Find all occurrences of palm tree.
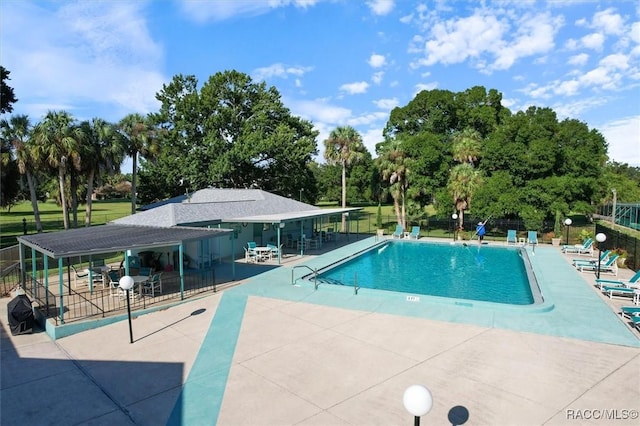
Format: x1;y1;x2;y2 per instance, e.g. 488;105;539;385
0;115;43;232
118;113;160;214
449;128;483;228
448;163;482;228
451;128;482;165
80;118;124;226
32;111;83;230
323;126;366;232
377;140;412;230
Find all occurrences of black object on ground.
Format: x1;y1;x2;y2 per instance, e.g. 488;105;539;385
7;294;34;335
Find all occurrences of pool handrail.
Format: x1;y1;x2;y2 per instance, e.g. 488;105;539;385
292;265;318;289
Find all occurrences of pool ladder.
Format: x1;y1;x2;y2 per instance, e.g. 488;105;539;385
291;265;318;289
291;266;359;294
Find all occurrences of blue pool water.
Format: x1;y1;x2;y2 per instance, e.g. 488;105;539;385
316;241;535;305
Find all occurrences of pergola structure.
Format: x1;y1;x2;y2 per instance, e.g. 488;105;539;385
17;224;232;325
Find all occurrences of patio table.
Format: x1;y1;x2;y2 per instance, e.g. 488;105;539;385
130;275;149;297
253;247;272;261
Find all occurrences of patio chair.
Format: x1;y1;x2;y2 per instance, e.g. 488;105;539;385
91;258;105;267
409;226;420;239
602;284;634;299
70;265;89;289
573;250;610;267
392;224;403;239
506;229;517;245
143;273;162;297
596;269;640;290
527;231;538;245
577;254;619;276
138;267;152;277
266;243;282;260
620;306;640;318
107;270;122;297
562;238;594;255
244;247;258;263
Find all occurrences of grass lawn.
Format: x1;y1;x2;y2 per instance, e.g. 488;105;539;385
1;200;133;249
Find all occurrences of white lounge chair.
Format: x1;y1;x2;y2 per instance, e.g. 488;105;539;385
577;254;619;276
602;285;636;300
562;238;593;255
596;269;640;290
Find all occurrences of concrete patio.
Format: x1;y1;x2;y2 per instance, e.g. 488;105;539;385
2;239;639;425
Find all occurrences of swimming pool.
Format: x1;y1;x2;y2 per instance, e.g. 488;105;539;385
314;241;541;305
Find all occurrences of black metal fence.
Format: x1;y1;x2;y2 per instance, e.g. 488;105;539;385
595;223;638;271
1;263;21;297
20;268;217;325
342;212;564;242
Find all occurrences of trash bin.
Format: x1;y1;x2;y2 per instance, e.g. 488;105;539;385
7;294;34;336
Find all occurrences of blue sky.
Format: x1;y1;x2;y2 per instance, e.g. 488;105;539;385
1;0;639;171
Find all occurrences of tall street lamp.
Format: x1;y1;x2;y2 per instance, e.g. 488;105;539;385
403;384;433;426
595;233;607;279
564;218;572;246
119;275;135;344
451;213;458;242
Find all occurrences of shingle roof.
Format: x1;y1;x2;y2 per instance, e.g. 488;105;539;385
17;224;231;259
113;188;321;227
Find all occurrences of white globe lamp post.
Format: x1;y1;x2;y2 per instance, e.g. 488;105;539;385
403;384;433;426
119;275;135;343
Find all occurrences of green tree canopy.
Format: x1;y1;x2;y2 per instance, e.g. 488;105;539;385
1;66;18;114
143;71;318;203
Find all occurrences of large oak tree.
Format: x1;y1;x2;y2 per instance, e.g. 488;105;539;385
142;71;318;202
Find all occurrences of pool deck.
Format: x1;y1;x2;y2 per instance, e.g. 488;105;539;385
2;238;639;425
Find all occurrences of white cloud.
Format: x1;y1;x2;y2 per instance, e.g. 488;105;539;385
490;13;562;71
366;0;394;16
552;96;610;121
373;97;399;109
579;66;621;89
599;116;640;166
568;53;589;66
286;98;352;125
1;1;165;121
554;79;580;96
410;10;561;73
414;82;438;95
346;112;388;127
631;22;640;44
599;53;629;70
179;0;318;23
252;63;313;82
415;12;508;67
368;53;387;68
372;71;384;85
564;38;579;50
581;32;605;50
339;81;370;94
591;8;626;36
360;127;385;155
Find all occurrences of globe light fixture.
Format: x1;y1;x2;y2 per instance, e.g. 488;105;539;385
119;275;135;344
403;384;433;426
595;233;607;279
451;213;458;241
564;218;572;246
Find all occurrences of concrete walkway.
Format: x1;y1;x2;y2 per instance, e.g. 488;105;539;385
2;240;639;425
